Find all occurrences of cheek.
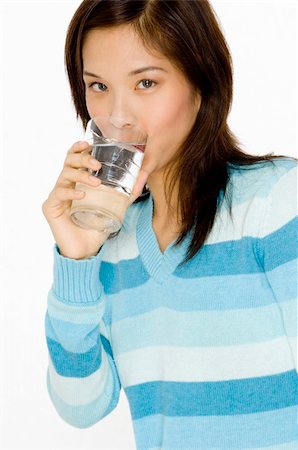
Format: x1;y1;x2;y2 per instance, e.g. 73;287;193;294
85;93;107;119
85;95;96;119
146;90;198;143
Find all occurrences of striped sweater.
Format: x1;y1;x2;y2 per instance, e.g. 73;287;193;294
45;158;298;449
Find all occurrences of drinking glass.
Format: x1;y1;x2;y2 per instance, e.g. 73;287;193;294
70;116;147;233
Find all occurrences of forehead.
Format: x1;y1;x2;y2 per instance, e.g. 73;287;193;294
82;25;169;72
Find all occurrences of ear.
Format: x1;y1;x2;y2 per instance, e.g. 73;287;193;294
194;90;202;114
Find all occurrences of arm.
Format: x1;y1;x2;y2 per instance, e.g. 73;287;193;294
256;161;297;372
45;246;121;428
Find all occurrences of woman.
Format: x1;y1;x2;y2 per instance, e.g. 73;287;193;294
42;1;297;448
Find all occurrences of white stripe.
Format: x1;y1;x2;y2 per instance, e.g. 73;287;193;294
101;168;296;264
247;442;298;450
103;185;297;264
102;228;140;263
260;165;297;236
147;441;298;450
47;292;105;324
208;168;296;244
48;350;110;406
99;318;110;341
287;337;297;370
99;194;295;265
115;337;295;387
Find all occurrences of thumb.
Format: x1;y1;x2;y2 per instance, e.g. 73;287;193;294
130;168;150;204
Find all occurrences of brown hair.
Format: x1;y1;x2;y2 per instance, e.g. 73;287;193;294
65;0;293;265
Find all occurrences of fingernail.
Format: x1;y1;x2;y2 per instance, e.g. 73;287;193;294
88;175;100;184
90;158;100;166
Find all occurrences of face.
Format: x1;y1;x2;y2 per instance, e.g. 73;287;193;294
82;25;201;179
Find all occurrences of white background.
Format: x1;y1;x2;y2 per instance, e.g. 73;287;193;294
0;1;297;449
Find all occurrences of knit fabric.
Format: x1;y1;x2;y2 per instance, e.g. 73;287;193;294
45;158;298;449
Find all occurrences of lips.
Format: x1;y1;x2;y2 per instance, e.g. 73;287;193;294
133;144;146;153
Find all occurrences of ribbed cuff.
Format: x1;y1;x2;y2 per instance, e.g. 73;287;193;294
52;245;103;304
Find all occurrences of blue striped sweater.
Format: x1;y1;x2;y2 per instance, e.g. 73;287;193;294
45;158;298;449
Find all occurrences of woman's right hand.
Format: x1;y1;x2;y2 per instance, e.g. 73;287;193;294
42;141;111;260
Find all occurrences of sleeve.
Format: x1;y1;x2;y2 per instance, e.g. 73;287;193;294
256;162;298;373
45;245;121;428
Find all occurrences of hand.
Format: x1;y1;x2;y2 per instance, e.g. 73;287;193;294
42;141;110;260
130;168;150;204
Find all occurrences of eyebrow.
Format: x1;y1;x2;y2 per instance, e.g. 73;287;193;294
83;66;167;78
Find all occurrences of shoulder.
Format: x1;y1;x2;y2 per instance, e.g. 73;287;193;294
211;158;296;243
222;157;297;240
226;157;297;205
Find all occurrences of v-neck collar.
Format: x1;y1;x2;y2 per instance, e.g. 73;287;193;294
136;195;192;283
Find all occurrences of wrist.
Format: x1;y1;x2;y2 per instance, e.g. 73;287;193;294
52;245;103;304
57;246;102;260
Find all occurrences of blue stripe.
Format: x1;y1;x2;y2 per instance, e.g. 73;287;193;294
47;290;105;324
125;370;298;419
105;269;280;326
100;334;113;359
174;221;296;279
264;259;298;303
133;407;298;449
259;217;298;271
45;314;101;353
47;357;120;428
100;256;150;294
46;336;102;378
98;219;296;296
175;236;263;278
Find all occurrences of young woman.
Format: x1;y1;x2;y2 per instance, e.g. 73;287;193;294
42;1;297;448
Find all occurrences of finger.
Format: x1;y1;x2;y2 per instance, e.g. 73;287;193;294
64;151;101;171
58;167;102;187
49;186;86;204
67;140;90;155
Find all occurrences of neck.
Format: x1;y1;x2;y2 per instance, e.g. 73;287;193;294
147;171;182;230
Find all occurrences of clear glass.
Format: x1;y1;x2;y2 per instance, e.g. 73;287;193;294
70;116;147;233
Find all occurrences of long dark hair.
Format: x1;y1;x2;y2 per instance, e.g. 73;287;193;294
65;0;293;265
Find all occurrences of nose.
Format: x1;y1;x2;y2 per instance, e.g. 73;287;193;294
108;91;135;128
109;116;133;129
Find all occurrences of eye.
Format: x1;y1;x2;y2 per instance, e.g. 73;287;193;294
137;79;156;90
88;82;108;92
